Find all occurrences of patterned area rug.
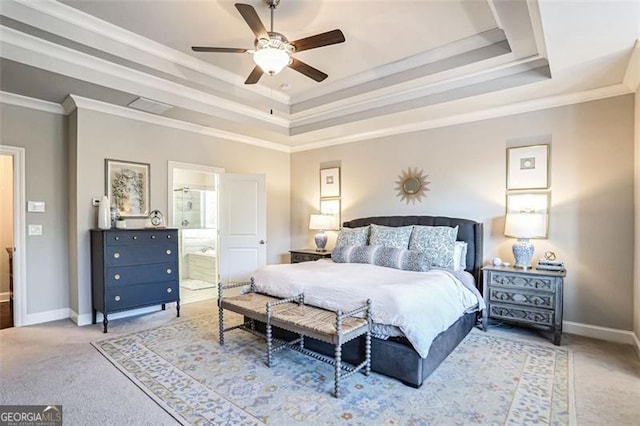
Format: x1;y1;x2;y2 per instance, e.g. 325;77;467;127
92;315;574;425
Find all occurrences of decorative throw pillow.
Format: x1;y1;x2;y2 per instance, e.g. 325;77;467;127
369;224;413;249
332;245;429;272
453;241;468;271
335;226;369;248
409;225;459;269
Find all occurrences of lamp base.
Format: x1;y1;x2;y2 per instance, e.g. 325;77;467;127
512;238;534;269
314;231;327;252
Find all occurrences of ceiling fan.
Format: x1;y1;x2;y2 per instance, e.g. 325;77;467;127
192;0;345;84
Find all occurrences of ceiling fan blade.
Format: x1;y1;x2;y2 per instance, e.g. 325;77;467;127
291;29;345;53
288;58;328;82
192;46;248;53
244;66;264;84
235;3;269;40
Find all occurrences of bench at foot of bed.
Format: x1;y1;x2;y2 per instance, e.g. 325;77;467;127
218;280;372;398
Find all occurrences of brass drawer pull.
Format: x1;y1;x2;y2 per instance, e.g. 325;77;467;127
114;295;121;301
114;274;121;280
166;249;172;255
113;252;120;259
167;288;172;293
166;268;172;274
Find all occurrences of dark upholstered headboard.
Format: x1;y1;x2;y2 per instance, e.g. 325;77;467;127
342;216;484;291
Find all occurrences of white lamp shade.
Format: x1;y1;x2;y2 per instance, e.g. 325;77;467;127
253;48;290;75
505;212;547;238
309;214;334;231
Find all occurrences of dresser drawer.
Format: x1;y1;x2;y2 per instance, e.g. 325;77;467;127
106;263;177;287
105;230;177;246
489;303;554;327
105;244;177;267
106;281;178;311
488;288;555;309
488;272;555;292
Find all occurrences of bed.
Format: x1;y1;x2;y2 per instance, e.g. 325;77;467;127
253;215;484;388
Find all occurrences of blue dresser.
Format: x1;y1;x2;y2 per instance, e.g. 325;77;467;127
90;229;180;333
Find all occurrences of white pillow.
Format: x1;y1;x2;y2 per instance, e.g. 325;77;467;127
453;241;468;271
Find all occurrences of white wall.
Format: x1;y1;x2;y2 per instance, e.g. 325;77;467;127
68;108;291;321
291;95;635;331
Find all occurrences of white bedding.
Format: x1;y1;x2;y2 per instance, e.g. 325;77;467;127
252;260;485;358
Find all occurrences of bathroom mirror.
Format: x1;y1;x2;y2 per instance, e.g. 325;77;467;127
395;167;431;204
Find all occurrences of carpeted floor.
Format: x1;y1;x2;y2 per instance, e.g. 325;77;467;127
93;314;573;425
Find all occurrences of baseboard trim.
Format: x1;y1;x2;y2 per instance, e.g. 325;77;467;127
0;292;9;303
22;308;70;326
633;333;640;359
70;306;163;326
563;320;636;345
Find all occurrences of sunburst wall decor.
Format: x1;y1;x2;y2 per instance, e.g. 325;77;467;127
395;167;431;204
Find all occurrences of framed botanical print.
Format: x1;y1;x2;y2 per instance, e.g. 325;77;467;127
105;159;150;218
507;144;549;190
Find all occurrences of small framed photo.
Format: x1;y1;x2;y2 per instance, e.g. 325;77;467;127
105;159;150;218
320;167;340;198
320;198;341;230
506;191;550;238
507;144;549;190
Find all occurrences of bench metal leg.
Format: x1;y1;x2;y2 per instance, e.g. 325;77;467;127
266;303;273;367
218;283;225;345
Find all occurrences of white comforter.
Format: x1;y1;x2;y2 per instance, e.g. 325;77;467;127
252;260;484;358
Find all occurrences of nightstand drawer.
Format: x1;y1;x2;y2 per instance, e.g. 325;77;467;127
489;288;554;309
489;303;554;327
292;252;320;263
489;272;554;292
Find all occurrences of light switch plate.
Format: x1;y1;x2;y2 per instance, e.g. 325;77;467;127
27;201;45;212
28;224;43;236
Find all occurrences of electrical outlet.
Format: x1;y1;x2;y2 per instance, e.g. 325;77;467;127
92;197;101;207
28;224;43;236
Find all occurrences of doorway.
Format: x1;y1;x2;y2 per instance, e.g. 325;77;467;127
0;154;13;329
168;162;222;305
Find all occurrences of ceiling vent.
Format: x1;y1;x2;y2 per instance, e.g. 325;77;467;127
127;97;173;114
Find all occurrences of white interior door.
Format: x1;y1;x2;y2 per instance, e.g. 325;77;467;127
218;173;266;284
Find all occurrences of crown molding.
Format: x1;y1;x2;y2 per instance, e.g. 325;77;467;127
64;95;291;153
0;25;289;130
623;39;640;91
0;91;65;114
6;0;289;104
291;83;632;153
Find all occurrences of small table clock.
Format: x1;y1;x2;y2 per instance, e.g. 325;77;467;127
146;209;166;228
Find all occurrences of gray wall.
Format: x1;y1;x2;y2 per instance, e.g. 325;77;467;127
69;108;291;319
0;104;69;315
634;90;639;342
291;95;636;331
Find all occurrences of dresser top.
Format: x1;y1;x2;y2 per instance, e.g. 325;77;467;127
482;264;566;277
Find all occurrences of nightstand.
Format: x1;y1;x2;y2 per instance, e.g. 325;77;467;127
289;249;332;263
482;265;566;345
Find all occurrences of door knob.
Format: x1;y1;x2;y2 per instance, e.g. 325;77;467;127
259;240;266;245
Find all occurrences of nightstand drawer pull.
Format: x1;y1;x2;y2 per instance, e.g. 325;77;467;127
167;235;172;239
166;249;172;255
151;235;156;239
132;236;138;240
114;236;120;241
166;268;172;274
114;295;121;302
167;288;172;293
113;252;120;259
114;274;121;280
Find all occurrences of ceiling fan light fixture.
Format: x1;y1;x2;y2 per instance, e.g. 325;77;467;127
253;47;291;75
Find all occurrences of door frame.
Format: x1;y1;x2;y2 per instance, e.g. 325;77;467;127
0;145;26;327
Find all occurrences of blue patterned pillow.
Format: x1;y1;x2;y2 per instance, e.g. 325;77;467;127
409;225;459;269
332;245;429;272
369;224;413;249
335;226;369;248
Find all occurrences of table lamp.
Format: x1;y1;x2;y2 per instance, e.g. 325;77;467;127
504;211;547;269
309;214;334;252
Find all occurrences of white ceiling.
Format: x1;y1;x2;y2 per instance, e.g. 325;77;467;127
0;0;638;151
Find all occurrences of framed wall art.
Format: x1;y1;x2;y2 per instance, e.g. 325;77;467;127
506;144;549;190
320;198;341;230
105;159;150;218
320;167;340;198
